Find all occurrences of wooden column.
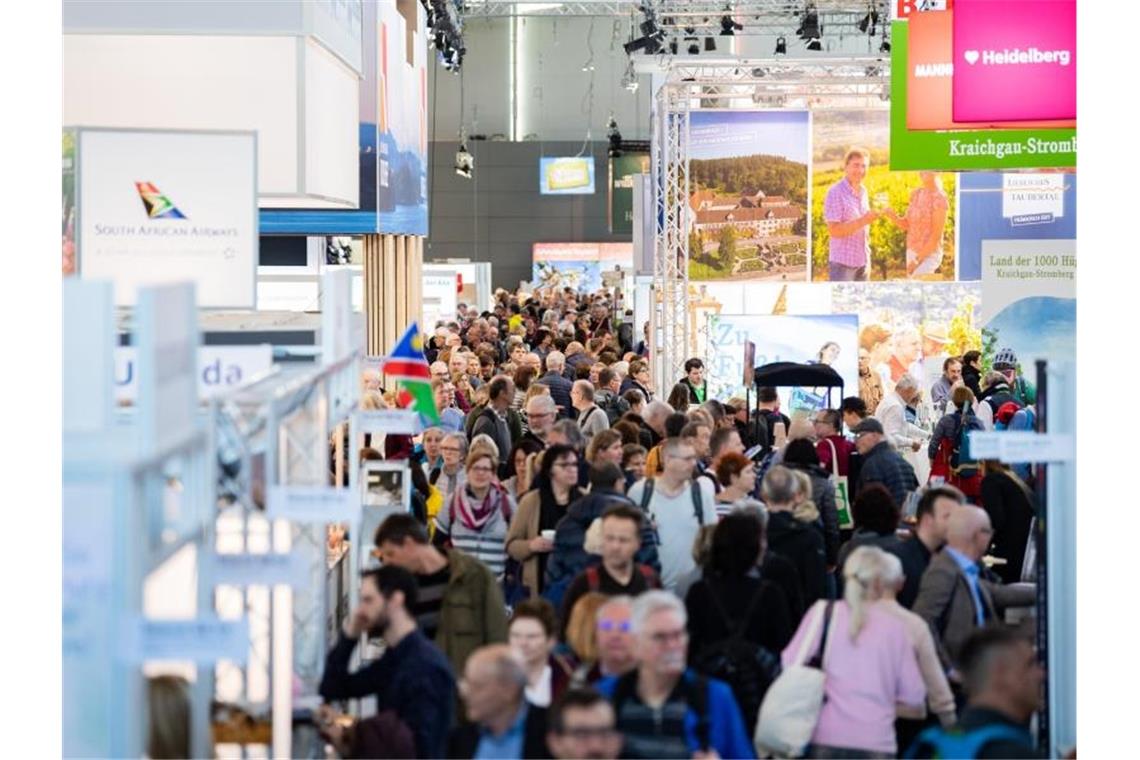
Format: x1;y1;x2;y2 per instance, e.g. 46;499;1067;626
362;233;427;359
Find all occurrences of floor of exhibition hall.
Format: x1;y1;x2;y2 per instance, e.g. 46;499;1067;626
58;1;1077;758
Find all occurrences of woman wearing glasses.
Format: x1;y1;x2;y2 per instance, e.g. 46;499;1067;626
432;450;514;580
507;444;585;599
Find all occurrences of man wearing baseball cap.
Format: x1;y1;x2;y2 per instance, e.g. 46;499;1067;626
851;417;919;508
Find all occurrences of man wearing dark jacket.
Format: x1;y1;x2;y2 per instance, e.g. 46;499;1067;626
761;465;828;609
852;418;919;508
319;566;455;759
537;351;575;419
678;358;708;404
888;486;965;608
961;350;983;400
545;464;660;595
448;644;552;759
470;376;517;476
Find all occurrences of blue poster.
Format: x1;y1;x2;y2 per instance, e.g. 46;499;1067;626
958;172;1076;280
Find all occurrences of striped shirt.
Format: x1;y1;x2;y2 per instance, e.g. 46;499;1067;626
432;491;514;579
823;178;870;267
413;565;450;641
613;687;693;759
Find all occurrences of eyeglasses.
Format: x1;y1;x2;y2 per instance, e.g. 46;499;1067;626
441;446;462;453
469;465;495;473
597;619;631;633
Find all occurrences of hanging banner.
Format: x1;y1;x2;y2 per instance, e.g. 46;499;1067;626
609;153;650;235
981;239;1075;366
812;109;957;281
889;21;1076;171
687;110;811;282
114;345;273;403
958;172;1076;280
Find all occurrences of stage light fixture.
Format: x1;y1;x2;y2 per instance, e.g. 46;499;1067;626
669;38;679;55
858;11;879;34
607;116;623;157
705;37;717;52
455;141;473;179
798;10;820;39
879;38;891;53
720;15;743;36
806;37;822;51
684;25;696;35
775;36;787;55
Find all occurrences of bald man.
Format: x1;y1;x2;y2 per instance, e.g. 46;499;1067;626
912;505;1035;678
448;645;552;759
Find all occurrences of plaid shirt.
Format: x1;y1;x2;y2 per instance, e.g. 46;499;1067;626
823;178;870;267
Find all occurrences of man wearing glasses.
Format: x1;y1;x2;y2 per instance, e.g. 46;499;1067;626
595;592;755;760
432;378;466;434
545;688;623;760
522;395;558;449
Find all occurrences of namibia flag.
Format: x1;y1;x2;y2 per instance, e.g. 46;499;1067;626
382;323;440;425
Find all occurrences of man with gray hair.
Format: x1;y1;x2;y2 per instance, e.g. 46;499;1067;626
642;399;673;448
571;380;610;441
447;644;552;759
761;465;827;609
594;591;755;760
522;394;557;448
874;371;929;454
536;350;574;419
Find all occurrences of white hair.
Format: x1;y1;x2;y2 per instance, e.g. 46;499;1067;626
612;361;630;378
526;394;557;415
644;399;673;425
546;351;566;370
469;433;500;460
630;590;687;635
895;373;918;394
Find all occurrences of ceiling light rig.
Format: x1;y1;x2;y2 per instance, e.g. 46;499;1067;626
423;0;465;72
623;5;666;55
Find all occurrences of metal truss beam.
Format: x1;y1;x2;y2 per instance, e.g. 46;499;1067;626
460;0;888;21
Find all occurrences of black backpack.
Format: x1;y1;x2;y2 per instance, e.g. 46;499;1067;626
638;478;706;528
691;582;783;735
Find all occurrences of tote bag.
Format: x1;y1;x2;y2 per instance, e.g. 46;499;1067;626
753;601;835;758
823;439;853;530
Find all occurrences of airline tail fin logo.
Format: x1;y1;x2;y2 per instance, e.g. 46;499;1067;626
135;182;187;219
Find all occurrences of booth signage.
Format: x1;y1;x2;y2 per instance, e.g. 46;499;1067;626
209;553;311;588
356;409;422;435
968;432;1074;463
114;345;273;403
267;485;361;523
889;21;1076;171
609;153;650;235
952;0;1075;123
124;617;249;664
77;129;258;308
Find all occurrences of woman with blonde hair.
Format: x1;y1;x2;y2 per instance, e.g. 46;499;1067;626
563;591;609;669
779;546;927;757
585;429;624;469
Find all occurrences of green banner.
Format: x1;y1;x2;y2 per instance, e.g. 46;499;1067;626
889;21;1076;171
609;153;650;235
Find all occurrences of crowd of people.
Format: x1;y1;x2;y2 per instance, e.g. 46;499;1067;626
314;287;1045;759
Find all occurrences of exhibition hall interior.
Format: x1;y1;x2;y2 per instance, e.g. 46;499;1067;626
56;0;1091;758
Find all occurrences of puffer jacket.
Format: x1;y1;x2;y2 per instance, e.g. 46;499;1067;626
786;463;841;567
544;489;661;591
856;441;920;509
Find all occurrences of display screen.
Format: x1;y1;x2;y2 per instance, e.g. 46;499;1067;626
539;157;596;195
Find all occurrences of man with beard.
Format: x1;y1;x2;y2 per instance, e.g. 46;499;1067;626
319;565;456;759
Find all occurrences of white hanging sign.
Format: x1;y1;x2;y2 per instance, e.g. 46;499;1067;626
123;617;249;663
208;552;311;588
356;409;422;435
968;431;1075;463
266;485;361;523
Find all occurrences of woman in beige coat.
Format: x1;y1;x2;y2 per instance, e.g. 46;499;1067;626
505;443;584;598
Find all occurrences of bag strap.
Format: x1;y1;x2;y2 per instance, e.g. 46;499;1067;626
682;671;711;752
791;601;828;667
639;478;655;512
806;600;836;669
823;437;840;479
690;480;705;526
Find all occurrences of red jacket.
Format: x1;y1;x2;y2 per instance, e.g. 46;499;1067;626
816;435;854;478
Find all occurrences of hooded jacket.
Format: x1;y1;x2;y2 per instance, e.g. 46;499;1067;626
785;462;841;567
766;510;828;610
543;489;661;592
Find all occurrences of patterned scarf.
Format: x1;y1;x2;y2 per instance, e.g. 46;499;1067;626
453;481;510;532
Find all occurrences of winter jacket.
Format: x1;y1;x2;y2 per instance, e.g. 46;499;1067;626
856;441;920;508
434;547;510;676
786;463;841;567
680;377;708;404
962;364;983;399
766;510;828;610
470;407;514;476
595;389;630;423
544;489;661;592
506;486;584;598
536;371;574;419
620;377;653;402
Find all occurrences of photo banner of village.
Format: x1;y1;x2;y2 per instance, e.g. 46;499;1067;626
686;110;811;281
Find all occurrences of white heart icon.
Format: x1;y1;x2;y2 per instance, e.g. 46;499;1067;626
964;50;979;65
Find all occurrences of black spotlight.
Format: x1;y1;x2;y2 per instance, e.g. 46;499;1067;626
798;10;820;39
806;37;822;51
720;15;743;35
687;39;701;55
705;37;717;51
775;35;787;55
669;38;679;55
880;38;891;53
684;25;696;35
858;11;879;34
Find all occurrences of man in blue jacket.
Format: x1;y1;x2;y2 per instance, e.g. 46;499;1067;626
595;591;756;760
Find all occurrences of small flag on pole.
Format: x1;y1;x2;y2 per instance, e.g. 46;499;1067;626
381;323;440;425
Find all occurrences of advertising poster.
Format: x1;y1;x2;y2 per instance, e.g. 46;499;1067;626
831;281;983;396
377;0;429;235
532;243;632;294
533;260;602;293
812;109;957;282
958;171;1075;280
705;314;859;412
906;9;1074;131
422;269;459;328
687;110;810;282
610;152;650;234
981;239;1075;367
540;157;597;195
77;129;257;308
888;21;1076;171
